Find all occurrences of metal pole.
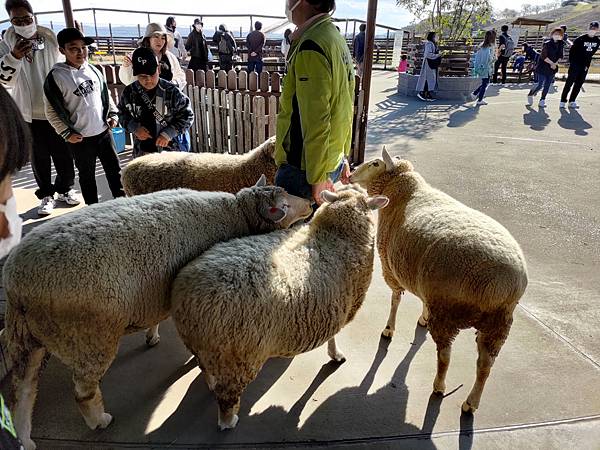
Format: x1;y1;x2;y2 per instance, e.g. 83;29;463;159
147;13;151;24
352;20;356;41
344;19;348;38
384;29;389;70
62;0;75;28
50;20;53;31
93;8;98;39
138;24;142;37
240;26;243;38
250;15;253;34
109;22;116;65
357;0;378;164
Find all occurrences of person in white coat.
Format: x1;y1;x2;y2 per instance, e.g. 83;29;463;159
416;31;442;101
0;0;79;216
165;16;186;63
119;23;186;89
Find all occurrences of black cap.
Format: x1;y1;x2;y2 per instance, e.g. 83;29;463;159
132;47;158;76
591;21;599;29
57;28;94;48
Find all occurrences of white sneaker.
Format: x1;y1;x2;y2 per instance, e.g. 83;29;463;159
538;99;546;108
527;95;534;106
417;93;427;101
559;102;567;109
56;190;81;206
37;196;55;216
476;100;488;106
569;102;579;109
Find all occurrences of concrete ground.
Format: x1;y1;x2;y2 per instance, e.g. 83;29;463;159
1;72;599;449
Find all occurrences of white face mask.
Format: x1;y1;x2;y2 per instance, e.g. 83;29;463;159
0;196;23;259
14;22;37;39
588;30;597;37
552;34;561;41
194;24;202;32
285;0;301;23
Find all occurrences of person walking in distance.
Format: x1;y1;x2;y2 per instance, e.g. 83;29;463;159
527;28;565;108
493;25;515;85
165;16;186;63
416;31;441;101
44;28;125;205
353;23;366;77
471;30;495;106
281;28;292;58
275;0;353;206
246;21;265;73
560;21;599;109
213;24;237;72
186;19;209;72
0;0;79;216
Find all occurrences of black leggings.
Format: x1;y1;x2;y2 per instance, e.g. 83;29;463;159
561;64;587;103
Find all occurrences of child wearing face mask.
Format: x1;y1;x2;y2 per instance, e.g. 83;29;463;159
186;19;210;71
527;27;565;108
560;21;600;109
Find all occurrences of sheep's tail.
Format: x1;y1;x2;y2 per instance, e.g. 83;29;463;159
1;294;36;384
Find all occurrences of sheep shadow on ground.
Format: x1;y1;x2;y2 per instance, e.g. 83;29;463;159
557;108;593;136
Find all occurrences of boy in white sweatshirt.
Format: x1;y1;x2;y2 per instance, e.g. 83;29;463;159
44;28;125;205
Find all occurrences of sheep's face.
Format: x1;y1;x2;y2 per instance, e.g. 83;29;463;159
350;158;387;188
319;186;389;218
350;146;414;194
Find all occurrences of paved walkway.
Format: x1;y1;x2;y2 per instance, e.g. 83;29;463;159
2;73;599;449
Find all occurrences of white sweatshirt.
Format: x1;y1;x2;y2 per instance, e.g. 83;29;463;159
44;62;117;138
118;49;187;89
0;26;61;122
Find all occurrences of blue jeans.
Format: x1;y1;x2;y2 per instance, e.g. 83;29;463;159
529;73;555;100
247;60;263;73
275;160;345;203
473;78;489;102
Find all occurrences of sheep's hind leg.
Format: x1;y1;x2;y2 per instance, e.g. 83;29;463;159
145;325;160;347
382;290;403;338
73;372;114;430
428;312;458;395
418;302;430;327
11;347;48;450
327;337;346;363
214;363;261;430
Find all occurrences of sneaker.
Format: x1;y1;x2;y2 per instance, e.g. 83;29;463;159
559;102;567;109
417;93;427;101
470;93;477;101
56;190;81;206
569;102;579;109
539;99;546;108
527;95;534;106
476;100;488;106
37;196;55;216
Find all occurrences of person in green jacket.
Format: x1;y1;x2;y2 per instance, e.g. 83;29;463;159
275;0;355;205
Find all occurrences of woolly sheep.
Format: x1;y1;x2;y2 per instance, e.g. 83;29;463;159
2;178;312;450
122;137;277;196
171;186;389;430
350;147;528;415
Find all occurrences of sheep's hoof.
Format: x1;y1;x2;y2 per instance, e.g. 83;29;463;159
146;334;160;347
381;326;394;339
96;413;114;429
462;401;477;414
417;316;428;327
218;414;239;430
433;379;446;395
329;352;347;363
22;438;37;450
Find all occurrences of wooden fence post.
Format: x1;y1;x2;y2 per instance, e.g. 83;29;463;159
109;23;116;65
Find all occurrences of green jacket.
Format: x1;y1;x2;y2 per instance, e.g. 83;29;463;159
275;16;355;184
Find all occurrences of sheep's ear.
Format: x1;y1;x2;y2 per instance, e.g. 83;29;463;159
262;206;287;223
367;196;389;211
321;190;339;203
254;174;267;187
382;146;395;171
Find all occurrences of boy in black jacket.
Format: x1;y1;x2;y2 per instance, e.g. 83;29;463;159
560;21;600;109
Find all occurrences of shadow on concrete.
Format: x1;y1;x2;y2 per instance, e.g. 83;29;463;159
558;108;593;136
459;411;475;450
523;105;552;131
447;106;480;128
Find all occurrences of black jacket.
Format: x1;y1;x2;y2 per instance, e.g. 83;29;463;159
569;33;600;68
537;39;564;75
212;30;237;55
185;30;209;61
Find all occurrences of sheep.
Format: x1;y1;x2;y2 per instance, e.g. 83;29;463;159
2;177;312;450
171;186;389;430
122;136;277;196
349;147;528;415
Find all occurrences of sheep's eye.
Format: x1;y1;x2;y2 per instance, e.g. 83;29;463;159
373;162;379;167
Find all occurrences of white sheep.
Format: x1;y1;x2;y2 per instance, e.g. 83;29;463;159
2;177;311;450
350;147;528;414
122;137;277;196
171;186;389;430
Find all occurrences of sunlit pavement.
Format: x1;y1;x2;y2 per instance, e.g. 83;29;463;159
3;73;600;449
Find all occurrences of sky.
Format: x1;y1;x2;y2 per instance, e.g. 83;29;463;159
0;0;553;30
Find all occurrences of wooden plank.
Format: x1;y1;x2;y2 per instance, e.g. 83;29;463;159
220;90;228;153
243;94;252;153
254;96;266;148
260;71;269;92
268;96;277;138
199;87;209;152
271;72;281;93
206;88;216;152
213;88;223;152
248;71;259;92
206;70;216;89
104;65;116;84
195;70;206;87
185;69;194;87
238;70;248;91
227;70;237;91
227;91;236;155
235;92;244;155
217;70;227;89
